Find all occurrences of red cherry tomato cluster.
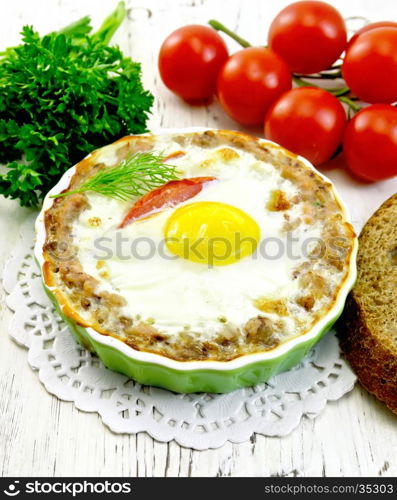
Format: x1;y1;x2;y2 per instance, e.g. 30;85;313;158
158;1;397;182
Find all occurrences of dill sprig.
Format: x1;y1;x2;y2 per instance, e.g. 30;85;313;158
51;151;179;201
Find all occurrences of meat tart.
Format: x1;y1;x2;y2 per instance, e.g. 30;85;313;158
35;129;357;393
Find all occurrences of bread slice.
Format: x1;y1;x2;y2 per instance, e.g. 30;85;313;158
339;193;397;414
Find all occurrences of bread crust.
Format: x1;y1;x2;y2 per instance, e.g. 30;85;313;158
339;194;397;414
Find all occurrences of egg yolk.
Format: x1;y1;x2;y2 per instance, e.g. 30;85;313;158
164;202;260;266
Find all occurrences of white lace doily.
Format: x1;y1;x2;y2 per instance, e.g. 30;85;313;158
3;214;356;450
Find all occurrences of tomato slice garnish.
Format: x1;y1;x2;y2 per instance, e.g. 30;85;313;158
119;176;216;228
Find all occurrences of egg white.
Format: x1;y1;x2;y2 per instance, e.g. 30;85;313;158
72;138;323;341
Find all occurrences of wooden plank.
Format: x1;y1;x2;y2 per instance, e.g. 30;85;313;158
0;0;396;478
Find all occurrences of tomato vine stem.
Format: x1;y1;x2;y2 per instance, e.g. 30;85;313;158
339;96;363;112
294;71;342;79
208;20;251;48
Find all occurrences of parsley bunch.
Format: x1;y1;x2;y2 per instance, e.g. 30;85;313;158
0;2;154;207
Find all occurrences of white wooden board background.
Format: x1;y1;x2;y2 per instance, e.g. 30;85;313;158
0;0;396;477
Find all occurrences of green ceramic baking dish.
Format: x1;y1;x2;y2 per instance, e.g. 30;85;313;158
34;128;358;393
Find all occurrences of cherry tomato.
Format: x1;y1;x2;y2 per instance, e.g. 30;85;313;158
348;21;397;47
342;28;397;103
217;47;291;125
268;1;347;74
343;104;397;182
120;177;216;228
264;87;346;166
158;25;228;102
